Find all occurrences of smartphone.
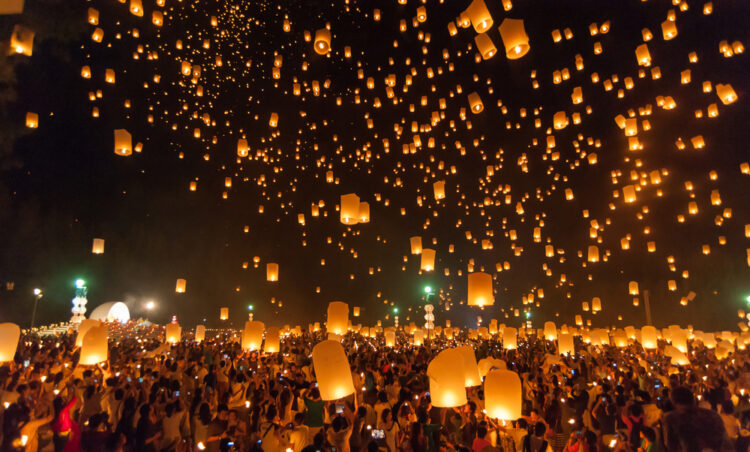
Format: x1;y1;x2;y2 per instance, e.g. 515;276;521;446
425;392;430;397
138;378;143;383
127;377;132;382
372;429;385;440
336;403;344;414
601;397;606;402
23;360;30;368
175;390;180;397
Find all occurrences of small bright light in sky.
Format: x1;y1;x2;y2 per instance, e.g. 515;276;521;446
145;301;155;310
424;286;432;294
33;288;42;296
746;295;750;304
75;279;85;289
525;312;531;319
393;307;399;314
248;304;254;311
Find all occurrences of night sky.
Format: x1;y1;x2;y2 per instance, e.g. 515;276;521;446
1;0;749;331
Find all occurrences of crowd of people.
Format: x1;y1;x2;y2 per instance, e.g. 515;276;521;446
0;321;748;452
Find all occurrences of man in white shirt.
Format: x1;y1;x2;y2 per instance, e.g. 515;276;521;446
288;412;310;452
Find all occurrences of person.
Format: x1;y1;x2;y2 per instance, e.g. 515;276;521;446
304;388;326;443
289;412;311;452
563;430;584;452
471;424;491;452
52;394;79;452
522;422;551;452
378;408;400;452
327;405;354;452
719;399;740;441
638;426;659;452
621;403;644;450
662;386;732;452
135;403;161;452
259;404;285;452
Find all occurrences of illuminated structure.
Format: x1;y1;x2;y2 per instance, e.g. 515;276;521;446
70;279;88;324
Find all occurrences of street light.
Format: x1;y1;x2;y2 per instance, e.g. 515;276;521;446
75;279;86;289
145;301;155;310
30;288;43;329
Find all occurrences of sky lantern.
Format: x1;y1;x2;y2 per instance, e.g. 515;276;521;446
165;322;181;344
314;28;331;55
358;202;370;223
503;327;517;349
113;129;132;156
385;330;396;346
25;112;38;128
467;272;493;306
220;307;228;320
237;139;249;157
91;238;105;254
498;18;530;59
474;33;496;60
242;321;264;351
10;25;33;56
468;92;484;113
427;348;467;407
312;340;355;400
465;0;492;33
0;323;20;362
76;319;101;347
269;113;278;127
484;369;522;420
175;278;186;293
641;325;658;349
433;180;445;200
661;20;677;40
152;10;163;26
264;327;280;353
543;321;557;341
129;0;143;16
266;263;279;281
420;248;436;271
195;325;205;342
635;44;651;66
629;281;639;296
410;236;422;254
456;345;481;387
79;325;108;365
327;301;349;334
340;193;360;224
716;84;737;104
558;332;574;355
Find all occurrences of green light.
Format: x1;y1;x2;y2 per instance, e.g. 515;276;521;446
525;312;531;319
393;307;399;314
75;279;85;289
424;286;432;294
746;296;750;304
248;304;254;311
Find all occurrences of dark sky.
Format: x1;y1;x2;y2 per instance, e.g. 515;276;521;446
1;0;749;331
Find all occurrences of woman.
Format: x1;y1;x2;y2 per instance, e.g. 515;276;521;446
259;404;285;452
378;408;400;452
192;403;212;448
52;395;79;452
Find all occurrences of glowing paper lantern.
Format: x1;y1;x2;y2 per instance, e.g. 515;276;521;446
242;321;265;351
312;340;355;400
9;25;33;56
175;278;186;293
91;238;105;254
433;180;446;200
468;92;484;113
327;301;349;335
385;330;395;346
413;329;424;346
664;345;689;365
340;193;361;224
427;348;467;407
0;0;24;14
313;28;331;55
165;323;181;344
484;369;522;420
716;84;737;105
353;306;360;317
420;249;436;271
503;327;517;349
467;272;493;307
635;44;651;66
114;129;133;156
195;325;205;343
558;333;574;355
76;319;101;347
466;0;492;33
264;327;280;353
220;307;228;320
410;236;422;254
79;325;108;365
455;346;481;387
641;325;658;349
498;18;530;59
543;321;557;341
266;263;279;281
475;33;497;60
0;323;20;362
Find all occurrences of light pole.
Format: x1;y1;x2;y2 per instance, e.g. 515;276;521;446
30;288;43;329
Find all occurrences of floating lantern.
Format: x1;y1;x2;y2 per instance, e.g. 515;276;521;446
340;193;360;224
420;249;436;271
175;278;186;293
266;263;279;281
327;301;349;335
91;238;105;254
165;323;181;344
195;325;205;342
503;327;517;349
641;325;658;349
466;0;492;33
220;307;228;320
558;333;574;355
10;25;33;56
114;129;132;156
498;18;529;59
312;340;355;400
314;28;331;55
467;272;493;306
427;348;467;407
410;236;422;254
80;325;108;365
264;327;280;353
484;370;522;420
0;323;20;362
242;321;265;351
76;319;101;347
